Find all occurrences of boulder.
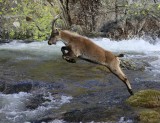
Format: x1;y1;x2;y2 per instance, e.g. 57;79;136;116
138;110;160;123
127;89;160;108
127;89;160;123
100;16;160;40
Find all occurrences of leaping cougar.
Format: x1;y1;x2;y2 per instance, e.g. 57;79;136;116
48;16;134;95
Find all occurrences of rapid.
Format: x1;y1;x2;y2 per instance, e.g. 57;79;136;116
0;38;160;123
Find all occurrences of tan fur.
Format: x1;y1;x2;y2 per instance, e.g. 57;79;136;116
60;30;114;63
48;30;133;95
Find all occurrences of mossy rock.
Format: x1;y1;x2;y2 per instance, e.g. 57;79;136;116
120;59;137;70
139;110;160;123
127;89;160;108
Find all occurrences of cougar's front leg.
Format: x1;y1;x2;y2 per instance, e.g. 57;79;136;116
61;46;69;55
61;46;76;63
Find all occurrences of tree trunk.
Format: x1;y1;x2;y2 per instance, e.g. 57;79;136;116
56;0;72;29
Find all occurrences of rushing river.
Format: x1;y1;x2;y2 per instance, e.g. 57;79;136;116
0;38;160;123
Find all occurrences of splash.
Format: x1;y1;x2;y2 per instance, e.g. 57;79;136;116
93;38;160;53
0;92;72;123
0;38;159;53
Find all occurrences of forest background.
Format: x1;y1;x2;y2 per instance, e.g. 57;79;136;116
0;0;159;41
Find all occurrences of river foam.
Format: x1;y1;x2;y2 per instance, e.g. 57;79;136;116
0;92;72;123
48;117;133;123
93;38;160;53
0;38;160;53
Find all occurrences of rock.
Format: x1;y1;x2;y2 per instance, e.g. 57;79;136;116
32;116;53;123
70;24;83;34
26;94;46;110
3;82;32;94
127;89;160;108
101;15;160;40
13;21;20;28
138;110;160;123
63;109;83;122
127;90;160;123
120;59;146;71
120;59;137;70
92;58;147;72
63;107;112;122
0;80;5;92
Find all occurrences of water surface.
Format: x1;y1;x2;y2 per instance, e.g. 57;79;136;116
0;38;160;123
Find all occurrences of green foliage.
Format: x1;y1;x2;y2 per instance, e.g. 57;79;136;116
1;0;60;41
9;30;15;39
158;4;160;10
124;2;159;18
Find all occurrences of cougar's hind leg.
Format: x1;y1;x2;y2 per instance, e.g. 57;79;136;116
108;59;133;95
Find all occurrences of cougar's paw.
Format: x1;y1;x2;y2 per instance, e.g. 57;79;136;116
62;55;70;60
62;55;76;63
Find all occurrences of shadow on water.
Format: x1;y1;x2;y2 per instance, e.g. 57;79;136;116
0;41;160;122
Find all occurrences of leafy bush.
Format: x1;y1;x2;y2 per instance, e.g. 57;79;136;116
0;0;59;41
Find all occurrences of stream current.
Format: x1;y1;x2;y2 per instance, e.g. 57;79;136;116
0;38;160;123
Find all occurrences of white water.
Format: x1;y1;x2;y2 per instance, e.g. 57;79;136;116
92;38;160;74
0;38;160;52
48;117;133;123
0;92;72;123
93;38;160;52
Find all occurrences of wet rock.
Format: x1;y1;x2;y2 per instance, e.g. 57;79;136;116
63;107;118;122
138;110;160;123
120;59;146;71
127;89;160;108
63;109;83;122
26;94;46;110
32;114;63;123
120;59;137;70
31;81;65;90
92;58;146;72
119;56;156;71
3;82;32;94
0;39;13;44
0;80;5;92
127;90;160;123
2;80;65;94
32;117;53;123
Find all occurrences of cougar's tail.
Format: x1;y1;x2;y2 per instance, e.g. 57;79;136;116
116;54;124;57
